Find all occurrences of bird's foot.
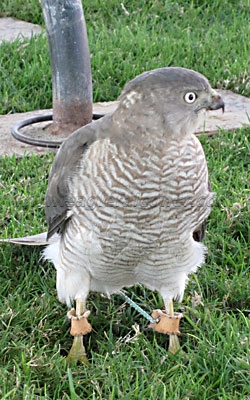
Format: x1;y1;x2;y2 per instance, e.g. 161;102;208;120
168;334;181;354
66;308;92;365
67;335;90;365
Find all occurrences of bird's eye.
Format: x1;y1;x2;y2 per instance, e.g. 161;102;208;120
184;92;197;104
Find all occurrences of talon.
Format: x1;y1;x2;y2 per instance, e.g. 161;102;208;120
67;335;90;366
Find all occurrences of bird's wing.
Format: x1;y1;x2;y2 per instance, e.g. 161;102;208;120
45;116;110;240
193;180;212;242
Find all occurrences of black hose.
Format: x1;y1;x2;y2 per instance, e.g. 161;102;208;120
11;113;104;148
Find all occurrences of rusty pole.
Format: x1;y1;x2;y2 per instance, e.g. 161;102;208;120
41;0;92;136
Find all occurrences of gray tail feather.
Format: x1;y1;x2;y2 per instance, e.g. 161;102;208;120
0;232;49;246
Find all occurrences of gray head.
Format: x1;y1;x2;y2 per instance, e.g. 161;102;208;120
115;67;224;137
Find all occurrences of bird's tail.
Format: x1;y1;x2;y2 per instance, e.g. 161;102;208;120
0;232;48;246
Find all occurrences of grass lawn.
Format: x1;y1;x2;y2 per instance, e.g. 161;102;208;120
0;1;250;399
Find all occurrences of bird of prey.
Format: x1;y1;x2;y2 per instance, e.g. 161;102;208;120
44;67;224;363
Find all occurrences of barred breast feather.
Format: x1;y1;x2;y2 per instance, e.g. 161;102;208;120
44;131;213;305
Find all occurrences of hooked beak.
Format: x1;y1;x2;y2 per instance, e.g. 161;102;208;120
208;90;225;112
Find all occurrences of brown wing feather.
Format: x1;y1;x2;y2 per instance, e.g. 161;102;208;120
45;118;108;240
193;180;211;242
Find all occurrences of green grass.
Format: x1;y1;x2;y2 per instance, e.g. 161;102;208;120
0;1;250;399
1;0;250;113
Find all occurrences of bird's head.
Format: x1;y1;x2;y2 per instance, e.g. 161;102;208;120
116;67;224;138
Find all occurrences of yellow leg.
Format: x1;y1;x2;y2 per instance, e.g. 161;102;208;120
67;299;91;365
168;300;180;354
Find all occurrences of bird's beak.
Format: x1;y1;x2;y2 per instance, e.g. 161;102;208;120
208;90;225;113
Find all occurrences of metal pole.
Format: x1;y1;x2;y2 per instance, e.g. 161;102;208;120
41;0;92;136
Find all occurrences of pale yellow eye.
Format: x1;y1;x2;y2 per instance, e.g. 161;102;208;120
184;92;197;103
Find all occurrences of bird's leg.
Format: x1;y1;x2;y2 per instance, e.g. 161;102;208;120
66;299;92;365
149;298;182;354
168;299;180;354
